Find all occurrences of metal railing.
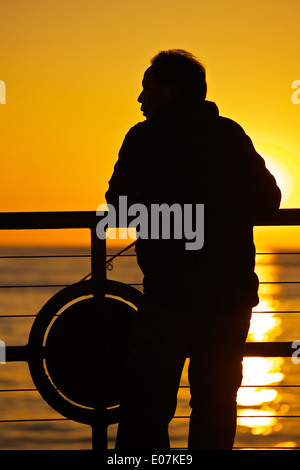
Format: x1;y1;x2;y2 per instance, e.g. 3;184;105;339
1;208;300;450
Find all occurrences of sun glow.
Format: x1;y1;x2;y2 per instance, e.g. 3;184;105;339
237;260;286;437
256;142;299;208
248;301;281;342
238;409;279;436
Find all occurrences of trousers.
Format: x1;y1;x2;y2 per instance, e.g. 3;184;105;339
115;291;252;450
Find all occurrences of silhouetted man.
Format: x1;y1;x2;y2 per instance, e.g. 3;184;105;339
105;50;281;450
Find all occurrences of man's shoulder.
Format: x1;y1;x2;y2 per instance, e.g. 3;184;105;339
217;115;246;137
124;112;248;144
123;120;150;142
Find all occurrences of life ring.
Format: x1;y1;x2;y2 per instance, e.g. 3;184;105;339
27;279;141;425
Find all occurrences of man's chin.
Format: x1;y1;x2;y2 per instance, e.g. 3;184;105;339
141;108;149;118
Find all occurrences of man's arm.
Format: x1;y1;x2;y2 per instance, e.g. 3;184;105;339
220;119;281;217
238;134;281;215
105;125;143;208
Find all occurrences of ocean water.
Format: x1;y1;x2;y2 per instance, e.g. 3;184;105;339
1;242;300;450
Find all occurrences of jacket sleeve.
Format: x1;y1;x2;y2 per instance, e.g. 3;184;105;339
240;135;281;215
105;125;142;207
223;121;281;217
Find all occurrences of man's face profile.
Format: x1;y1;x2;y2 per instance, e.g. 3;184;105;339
138;66;179;119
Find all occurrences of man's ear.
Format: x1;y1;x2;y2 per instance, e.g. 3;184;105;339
166;81;180;100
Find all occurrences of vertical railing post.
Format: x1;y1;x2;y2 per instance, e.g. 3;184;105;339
91;223;107;282
90;223;108;450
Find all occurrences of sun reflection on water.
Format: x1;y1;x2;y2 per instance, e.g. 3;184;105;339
237;255;286;436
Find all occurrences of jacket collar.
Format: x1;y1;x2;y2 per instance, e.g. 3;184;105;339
149;98;219;122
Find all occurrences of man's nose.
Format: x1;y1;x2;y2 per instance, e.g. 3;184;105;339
138;90;143;103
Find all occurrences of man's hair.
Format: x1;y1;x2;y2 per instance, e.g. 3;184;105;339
150;49;207;101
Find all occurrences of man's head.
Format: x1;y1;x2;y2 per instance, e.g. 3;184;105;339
138;49;207;119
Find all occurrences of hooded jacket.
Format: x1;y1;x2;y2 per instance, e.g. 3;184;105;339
106;99;281;311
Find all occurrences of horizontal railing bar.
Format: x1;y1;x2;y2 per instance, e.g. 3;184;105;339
240;384;300;387
0;211;97;230
0;389;37;392
174;415;300;419
1;311;299;318
2;385;296;392
0;254;91;259
1;384;298;391
0;283;142;289
0;284;69;289
254;208;300;226
1;310;299;317
256;252;300;255
4;415;300;423
160;445;299;450
3;343;295;361
260;281;300;284
168;446;298;452
253;311;300;313
0;208;300;230
0;314;37;318
0;282;299;288
244;342;293;357
238;415;300;418
232;445;300;450
0;418;69;423
179;384;300;388
0;252;299;259
5;346;29;362
0;254;133;259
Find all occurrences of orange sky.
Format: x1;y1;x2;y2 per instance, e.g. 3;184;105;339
1;0;300;248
